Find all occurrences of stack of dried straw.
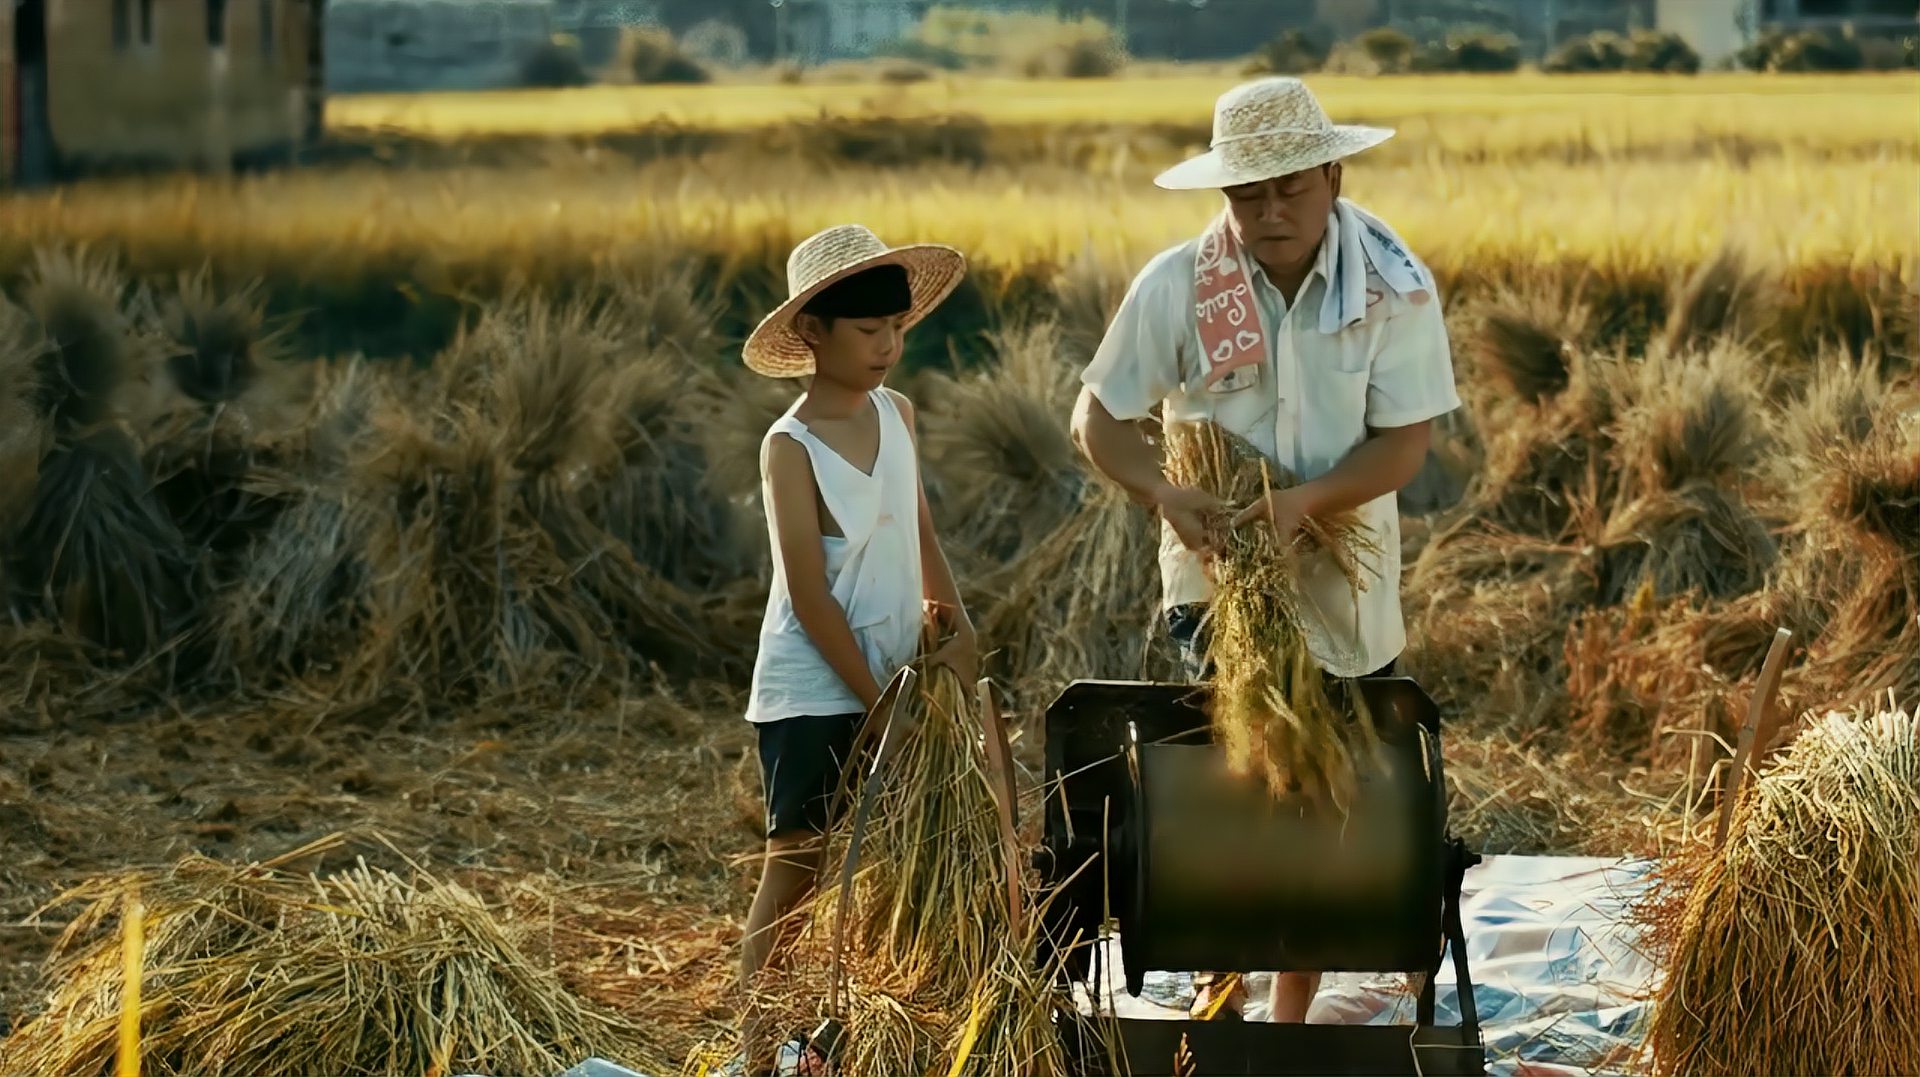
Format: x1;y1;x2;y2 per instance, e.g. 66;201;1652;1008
1646;700;1920;1076
1160;419;1385;809
0;839;658;1077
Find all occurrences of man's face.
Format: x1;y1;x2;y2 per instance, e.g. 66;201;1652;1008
1223;163;1341;271
800;313;907;391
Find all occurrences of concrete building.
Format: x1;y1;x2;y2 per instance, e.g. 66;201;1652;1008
1658;0;1918;65
323;0;660;92
773;0;932;64
3;0;321;187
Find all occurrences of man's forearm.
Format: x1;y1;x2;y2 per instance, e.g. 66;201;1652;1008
1296;422;1431;517
1072;388;1167;505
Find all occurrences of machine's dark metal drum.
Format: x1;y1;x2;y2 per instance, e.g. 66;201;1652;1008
1037;678;1451;992
1037;678;1485;1076
1121;718;1445;978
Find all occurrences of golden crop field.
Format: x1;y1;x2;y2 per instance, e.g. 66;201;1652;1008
6;156;1911;282
331;72;1917;158
0;69;1916;1077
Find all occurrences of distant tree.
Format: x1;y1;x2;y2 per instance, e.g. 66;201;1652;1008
521;34;592;87
1249;28;1330;75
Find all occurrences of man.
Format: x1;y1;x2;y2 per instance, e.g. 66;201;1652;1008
1069;76;1461;1023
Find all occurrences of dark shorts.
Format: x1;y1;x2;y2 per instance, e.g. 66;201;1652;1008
755;712;862;839
1165;603;1398;682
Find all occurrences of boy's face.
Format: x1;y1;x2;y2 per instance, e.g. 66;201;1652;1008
799;313;907;391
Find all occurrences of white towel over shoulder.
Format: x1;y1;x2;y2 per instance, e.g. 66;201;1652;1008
1319;198;1436;334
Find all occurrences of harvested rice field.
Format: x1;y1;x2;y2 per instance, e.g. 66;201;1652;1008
0;70;1916;1076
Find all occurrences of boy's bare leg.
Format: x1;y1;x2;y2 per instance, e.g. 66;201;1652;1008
1268;971;1322;1023
740;833;825;1073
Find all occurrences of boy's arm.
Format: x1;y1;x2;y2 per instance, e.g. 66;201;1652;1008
889;391;977;676
765;433;886;712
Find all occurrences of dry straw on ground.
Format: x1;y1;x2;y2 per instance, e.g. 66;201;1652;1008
1160;419;1385;808
1645;700;1920;1077
0;837;662;1077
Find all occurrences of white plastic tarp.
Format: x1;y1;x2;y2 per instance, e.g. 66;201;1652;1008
1073;855;1661;1076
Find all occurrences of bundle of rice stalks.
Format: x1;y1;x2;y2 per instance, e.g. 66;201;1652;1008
346;405;629;701
1160;420;1385;808
1049;247;1130;370
1401;527;1590;723
141;270;309;581
1802;423;1920;704
922;319;1086;565
741;651;1087;1076
1659;249;1776;356
974;480;1166;698
205;358;392;683
1462;346;1621;540
842;652;1014;997
1645;701;1920;1077
596;251;730;362
155;268;296;407
6;426;201;666
594;351;753;592
1595;484;1776;605
443;296;751;596
1467;280;1593;408
0;844;660;1077
16;246;141;433
345;301;735;702
212;491;377;681
0;299;49;534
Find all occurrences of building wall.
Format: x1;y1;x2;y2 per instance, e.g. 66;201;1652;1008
325;0;659;93
1658;0;1748;65
44;0;312;168
1;3;14;181
825;0;920;58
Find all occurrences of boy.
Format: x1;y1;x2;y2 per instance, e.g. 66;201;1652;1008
737;224;978;1075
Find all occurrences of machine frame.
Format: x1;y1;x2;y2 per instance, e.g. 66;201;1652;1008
1034;677;1485;1077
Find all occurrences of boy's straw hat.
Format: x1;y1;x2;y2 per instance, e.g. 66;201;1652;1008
743;224;968;378
1154;76;1394;191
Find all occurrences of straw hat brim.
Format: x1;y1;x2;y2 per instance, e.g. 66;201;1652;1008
1153;125;1395;191
743;245;968;378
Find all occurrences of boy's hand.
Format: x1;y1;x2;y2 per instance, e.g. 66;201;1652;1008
927;612;979;690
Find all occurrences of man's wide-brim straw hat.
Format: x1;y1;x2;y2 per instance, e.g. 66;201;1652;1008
742;224;968;378
1154;76;1395;191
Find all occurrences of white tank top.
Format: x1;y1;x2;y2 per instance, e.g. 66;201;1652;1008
745;389;924;723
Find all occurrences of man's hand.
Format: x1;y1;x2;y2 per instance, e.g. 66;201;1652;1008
1152;481;1228;555
1232;484;1317;548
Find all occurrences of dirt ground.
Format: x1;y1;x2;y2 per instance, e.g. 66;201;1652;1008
0;660;1672;1070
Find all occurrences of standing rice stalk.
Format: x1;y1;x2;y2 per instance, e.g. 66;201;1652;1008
1160;420;1384;809
1646;701;1920;1076
847;648;1012;998
736;639;1090;1076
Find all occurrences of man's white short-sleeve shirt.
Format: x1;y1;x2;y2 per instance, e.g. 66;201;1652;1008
1080;211;1461;677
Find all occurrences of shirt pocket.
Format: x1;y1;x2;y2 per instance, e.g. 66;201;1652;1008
1301;336;1375;472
